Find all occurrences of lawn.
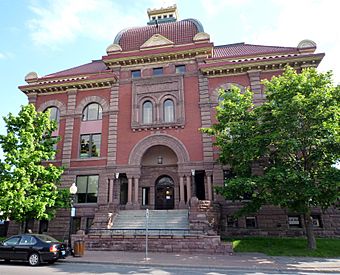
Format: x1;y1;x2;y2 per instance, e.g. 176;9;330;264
225;237;340;258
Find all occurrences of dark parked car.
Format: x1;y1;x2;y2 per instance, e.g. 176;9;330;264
0;234;68;266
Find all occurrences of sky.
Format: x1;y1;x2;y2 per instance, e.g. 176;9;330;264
1;0;340;147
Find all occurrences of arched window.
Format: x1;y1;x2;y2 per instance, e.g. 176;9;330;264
163;99;174;123
142;101;153;124
82;103;103;121
45;106;60;123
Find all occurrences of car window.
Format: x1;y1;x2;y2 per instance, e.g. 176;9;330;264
19;235;37;245
4;237;20;246
36;234;58;243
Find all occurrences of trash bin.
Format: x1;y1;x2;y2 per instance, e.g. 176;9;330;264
73;240;85;257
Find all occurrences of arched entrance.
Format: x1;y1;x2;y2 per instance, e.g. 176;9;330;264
155;175;175;210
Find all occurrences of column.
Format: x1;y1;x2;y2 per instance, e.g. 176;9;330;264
108;178;113;203
186;175;191;204
179;176;185;208
207;174;212;201
62;89;77;168
127;177;133;205
134;177;139;207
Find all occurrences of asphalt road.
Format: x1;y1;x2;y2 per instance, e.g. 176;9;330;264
0;261;333;275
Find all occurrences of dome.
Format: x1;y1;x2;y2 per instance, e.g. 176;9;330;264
114;19;204;51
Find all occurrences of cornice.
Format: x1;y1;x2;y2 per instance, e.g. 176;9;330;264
103;46;213;67
200;53;324;77
19;74;117;95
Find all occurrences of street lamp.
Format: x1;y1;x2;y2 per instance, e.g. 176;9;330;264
191;169;196;197
68;182;77;256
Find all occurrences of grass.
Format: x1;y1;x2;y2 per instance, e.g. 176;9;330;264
224;237;340;258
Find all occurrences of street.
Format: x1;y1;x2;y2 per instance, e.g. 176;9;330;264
0;261;333;275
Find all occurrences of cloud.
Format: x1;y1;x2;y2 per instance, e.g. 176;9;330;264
246;0;340;83
199;0;250;17
0;52;14;60
27;0;150;48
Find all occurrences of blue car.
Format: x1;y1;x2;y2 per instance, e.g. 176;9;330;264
0;234;68;266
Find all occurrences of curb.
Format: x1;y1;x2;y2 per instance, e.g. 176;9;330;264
61;259;340;273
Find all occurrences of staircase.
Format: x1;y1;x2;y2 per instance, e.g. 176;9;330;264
78;208;232;254
111;209;189;233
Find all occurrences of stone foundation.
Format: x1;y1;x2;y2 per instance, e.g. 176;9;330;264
72;234;232;254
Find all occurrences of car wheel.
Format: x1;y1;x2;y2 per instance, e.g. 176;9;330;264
28;252;40;266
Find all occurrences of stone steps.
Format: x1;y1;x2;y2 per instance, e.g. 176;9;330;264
111;209;189;230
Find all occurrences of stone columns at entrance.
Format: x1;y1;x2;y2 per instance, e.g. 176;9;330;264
185;175;191;205
206;173;213;201
134;177;140;208
179;176;185;208
127;177;133;205
108;178;113;203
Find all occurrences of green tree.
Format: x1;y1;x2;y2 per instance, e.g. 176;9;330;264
202;66;340;250
0;104;68;232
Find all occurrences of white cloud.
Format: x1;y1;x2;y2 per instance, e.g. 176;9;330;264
0;53;6;59
246;0;340;83
199;0;250;17
27;0;150;48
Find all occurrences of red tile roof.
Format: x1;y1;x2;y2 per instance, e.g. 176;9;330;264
213;43;299;58
115;19;202;51
45;60;108;78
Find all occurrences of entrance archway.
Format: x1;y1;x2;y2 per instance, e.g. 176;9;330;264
155;176;175;210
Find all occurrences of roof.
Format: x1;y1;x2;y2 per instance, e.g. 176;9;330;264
45;60;108;78
114;19;203;51
213;43;299;58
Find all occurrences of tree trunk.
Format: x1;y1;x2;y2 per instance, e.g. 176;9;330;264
304;211;317;250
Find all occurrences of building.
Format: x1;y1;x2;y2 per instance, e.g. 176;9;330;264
12;5;339;244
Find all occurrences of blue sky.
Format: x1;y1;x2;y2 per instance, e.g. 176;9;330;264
1;0;339;146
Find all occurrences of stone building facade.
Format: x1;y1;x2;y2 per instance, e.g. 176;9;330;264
13;5;339;240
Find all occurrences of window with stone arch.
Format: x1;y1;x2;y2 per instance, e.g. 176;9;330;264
142;100;153;124
44;106;60;123
163;99;175;123
82;102;103;121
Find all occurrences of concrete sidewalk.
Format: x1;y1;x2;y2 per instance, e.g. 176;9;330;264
62;250;340;273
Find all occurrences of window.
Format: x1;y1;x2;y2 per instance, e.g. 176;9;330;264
169;14;173;18
82;103;102;121
288;215;301;228
163;99;174;123
80;134;101;158
76;175;99;203
19;235;37;245
39;220;49;234
142;187;150;206
142;101;153;124
226;216;238;228
131;70;141;78
152;16;156;20
312;215;322;228
245;216;257;228
45;106;60;123
4;237;20;246
175;65;186;74
153;67;163;76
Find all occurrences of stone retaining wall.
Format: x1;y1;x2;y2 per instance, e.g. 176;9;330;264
72;234;232;254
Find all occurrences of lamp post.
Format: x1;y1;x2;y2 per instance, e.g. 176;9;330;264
191;169;196;197
68;182;77;256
